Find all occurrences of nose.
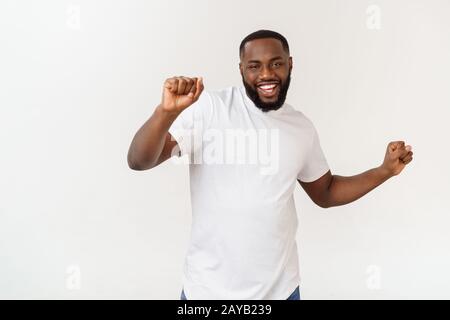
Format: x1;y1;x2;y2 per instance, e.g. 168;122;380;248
259;65;275;79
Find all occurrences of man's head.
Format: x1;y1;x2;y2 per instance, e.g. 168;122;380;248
239;30;293;113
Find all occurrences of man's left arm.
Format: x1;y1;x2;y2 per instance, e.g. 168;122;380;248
298;141;413;208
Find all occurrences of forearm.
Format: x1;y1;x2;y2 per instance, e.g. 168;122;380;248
325;166;393;208
127;104;179;170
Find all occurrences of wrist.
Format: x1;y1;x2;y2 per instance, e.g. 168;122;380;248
155;104;180;122
377;165;394;180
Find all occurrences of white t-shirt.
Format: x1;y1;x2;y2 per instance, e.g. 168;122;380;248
168;85;329;300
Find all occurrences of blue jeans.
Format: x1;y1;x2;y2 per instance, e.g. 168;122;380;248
180;286;300;300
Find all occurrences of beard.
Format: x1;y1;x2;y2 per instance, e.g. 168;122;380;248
241;71;291;113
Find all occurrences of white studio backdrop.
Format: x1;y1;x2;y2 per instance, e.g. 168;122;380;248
1;0;449;299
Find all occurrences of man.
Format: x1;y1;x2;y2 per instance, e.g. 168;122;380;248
127;30;413;300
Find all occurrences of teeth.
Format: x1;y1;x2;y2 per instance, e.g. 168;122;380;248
259;84;277;90
258;84;278;95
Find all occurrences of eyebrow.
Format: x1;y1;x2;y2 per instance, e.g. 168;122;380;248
247;56;284;63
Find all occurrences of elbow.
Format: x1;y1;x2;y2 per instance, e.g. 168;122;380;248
127;152;152;171
128;160;152;171
128;160;143;171
320;183;334;208
319;202;331;209
127;157;142;171
317;194;332;209
316;200;330;209
319;197;338;209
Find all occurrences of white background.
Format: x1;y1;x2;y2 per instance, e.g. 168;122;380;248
1;0;449;299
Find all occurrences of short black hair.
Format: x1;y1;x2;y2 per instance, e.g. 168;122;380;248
239;29;290;59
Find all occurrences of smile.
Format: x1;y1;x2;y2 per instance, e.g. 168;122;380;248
257;83;279;98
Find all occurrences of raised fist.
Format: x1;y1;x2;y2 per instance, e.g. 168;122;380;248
161;76;204;114
381;141;413;176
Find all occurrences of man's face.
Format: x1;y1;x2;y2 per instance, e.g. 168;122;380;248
239;38;293;112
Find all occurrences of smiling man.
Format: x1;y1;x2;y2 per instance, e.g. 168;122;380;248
127;30;413;300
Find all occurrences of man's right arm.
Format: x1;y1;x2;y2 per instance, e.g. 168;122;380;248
127;76;204;171
127;106;180;170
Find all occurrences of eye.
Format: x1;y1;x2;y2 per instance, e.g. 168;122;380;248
249;65;258;70
273;62;282;67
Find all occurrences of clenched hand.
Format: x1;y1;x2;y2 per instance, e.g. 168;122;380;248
161;76;204;115
380;141;413;177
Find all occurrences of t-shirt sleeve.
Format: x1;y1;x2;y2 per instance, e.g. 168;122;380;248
297;125;330;183
168;91;213;159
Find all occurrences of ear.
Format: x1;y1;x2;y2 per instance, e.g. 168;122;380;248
239;62;243;75
289;56;293;71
